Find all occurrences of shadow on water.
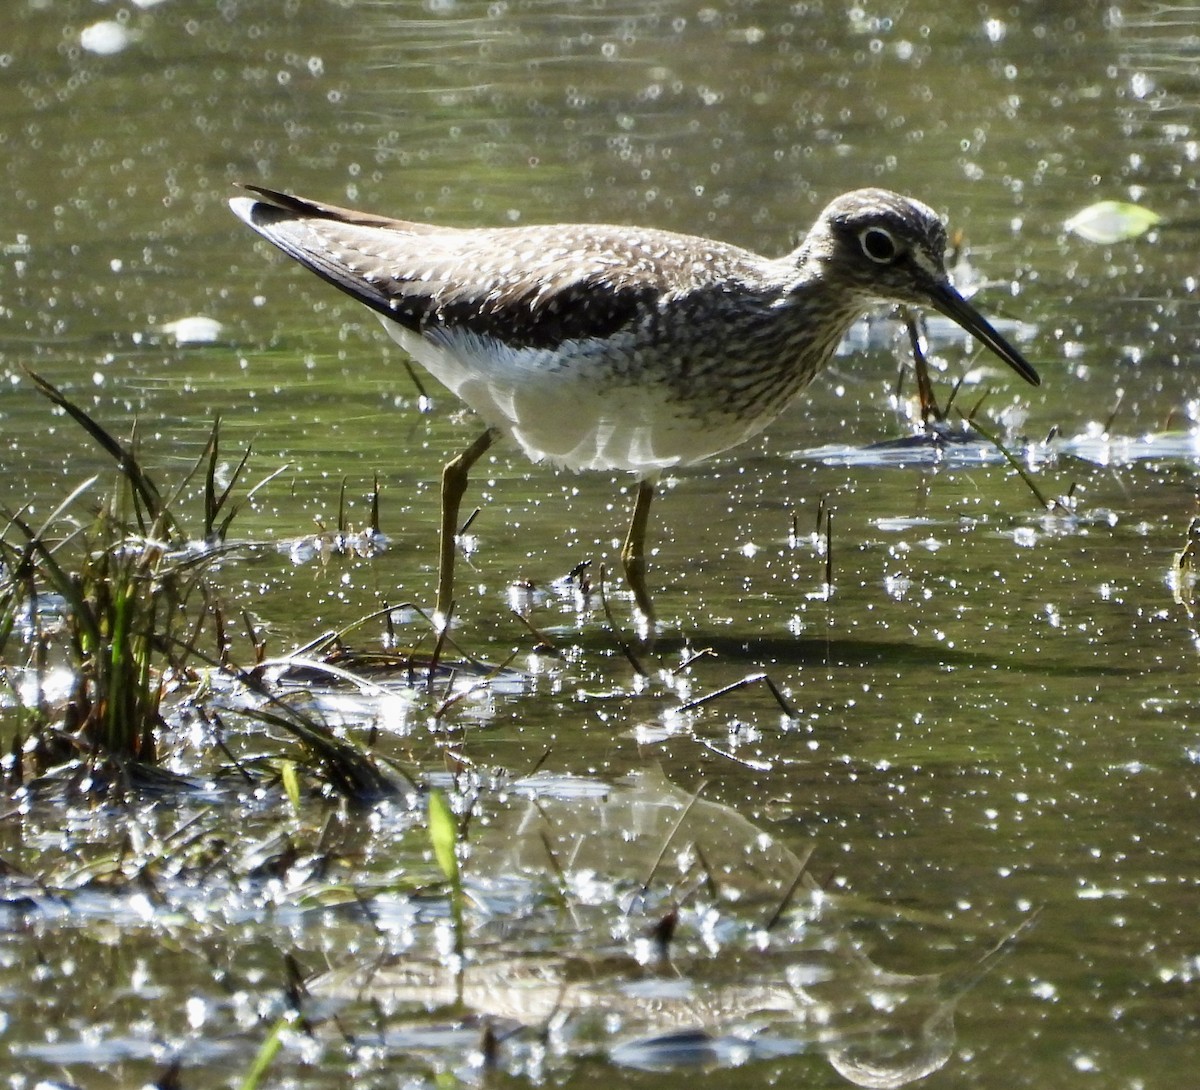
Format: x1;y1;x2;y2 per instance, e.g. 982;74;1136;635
644;633;1143;677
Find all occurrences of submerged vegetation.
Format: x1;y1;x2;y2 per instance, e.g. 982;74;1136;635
0;369;1062;1086
0;371;399;799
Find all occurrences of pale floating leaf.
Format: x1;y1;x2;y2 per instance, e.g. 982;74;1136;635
1064;200;1162;244
161;315;224;345
80;20;133;55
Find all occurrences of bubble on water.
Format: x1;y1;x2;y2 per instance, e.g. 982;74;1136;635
1012;526;1038;548
186;996;208;1028
1030;979;1057;1001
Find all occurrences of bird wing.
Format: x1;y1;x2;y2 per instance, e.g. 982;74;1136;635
230;186;764;350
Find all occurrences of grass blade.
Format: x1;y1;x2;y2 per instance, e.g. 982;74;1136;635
24;368;172;535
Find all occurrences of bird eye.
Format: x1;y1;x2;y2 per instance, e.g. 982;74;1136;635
859;226;898;264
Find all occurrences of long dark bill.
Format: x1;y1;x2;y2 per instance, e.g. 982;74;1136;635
926;281;1041;387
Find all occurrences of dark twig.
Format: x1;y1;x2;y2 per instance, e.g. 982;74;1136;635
824;509;833;590
763;844;816;931
678;672;769;713
597;563;649;677
628;780;707;916
958;409;1053;509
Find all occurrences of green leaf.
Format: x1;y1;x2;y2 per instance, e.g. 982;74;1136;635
428;789;459;882
1064;200;1162;243
280;759;302;813
239;1012;289;1090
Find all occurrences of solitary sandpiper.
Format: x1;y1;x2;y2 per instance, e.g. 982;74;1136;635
230;185;1040;626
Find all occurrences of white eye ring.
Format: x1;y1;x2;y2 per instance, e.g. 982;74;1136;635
859;226;899;263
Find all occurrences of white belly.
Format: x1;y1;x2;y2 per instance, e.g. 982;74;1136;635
380;318;770;474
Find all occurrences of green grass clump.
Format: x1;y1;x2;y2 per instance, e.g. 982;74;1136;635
0;372;254;781
0;372;411;803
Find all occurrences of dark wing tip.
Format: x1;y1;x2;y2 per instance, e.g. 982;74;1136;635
228;184;334;224
229;185;418;231
228;187;421;323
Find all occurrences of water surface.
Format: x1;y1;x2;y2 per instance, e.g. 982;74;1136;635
2;1;1198;1086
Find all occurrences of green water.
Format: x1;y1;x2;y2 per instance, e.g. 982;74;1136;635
2;1;1198;1086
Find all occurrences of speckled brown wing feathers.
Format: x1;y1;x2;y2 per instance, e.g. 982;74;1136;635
236;185;726;350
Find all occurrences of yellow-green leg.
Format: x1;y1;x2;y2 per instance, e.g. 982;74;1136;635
620;479;657;625
438;426;497;620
